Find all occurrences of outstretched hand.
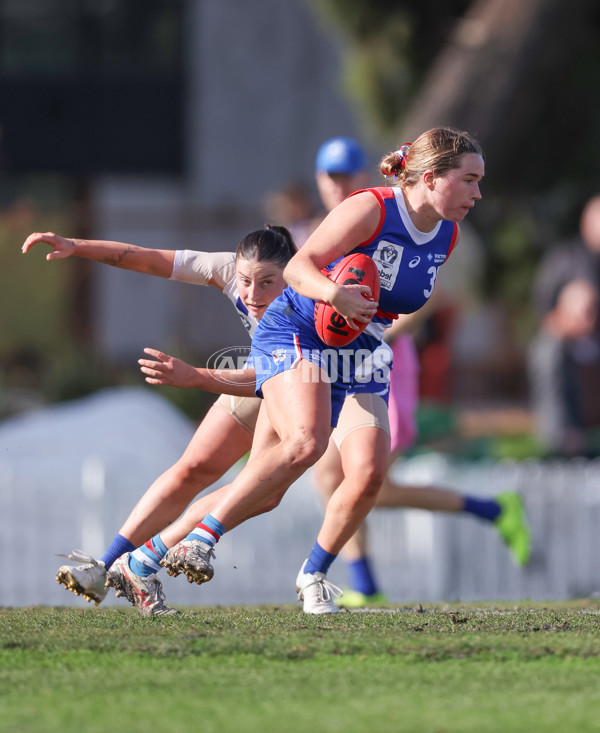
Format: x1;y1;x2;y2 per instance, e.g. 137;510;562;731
139;347;199;388
22;232;75;260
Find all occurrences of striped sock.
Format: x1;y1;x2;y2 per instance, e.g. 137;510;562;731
304;541;337;576
128;534;169;577
463;496;502;522
347;556;378;596
100;533;136;571
184;514;226;548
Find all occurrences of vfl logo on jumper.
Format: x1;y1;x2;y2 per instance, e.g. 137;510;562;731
325;266;367;337
373;240;403;291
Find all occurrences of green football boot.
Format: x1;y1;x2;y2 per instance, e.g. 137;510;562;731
494;491;531;566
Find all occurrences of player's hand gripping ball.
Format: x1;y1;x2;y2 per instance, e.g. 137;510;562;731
314;252;380;347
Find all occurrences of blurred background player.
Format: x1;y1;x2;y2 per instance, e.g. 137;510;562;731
533;194;600;325
529;194;600;457
528;278;600;457
298;137;531;607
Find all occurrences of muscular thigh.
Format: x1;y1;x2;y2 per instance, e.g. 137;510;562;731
261;360;332;443
213;393;261;434
331;392;390;449
181;402;254;473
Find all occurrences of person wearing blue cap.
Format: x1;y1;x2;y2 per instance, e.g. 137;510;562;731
314;136;371;213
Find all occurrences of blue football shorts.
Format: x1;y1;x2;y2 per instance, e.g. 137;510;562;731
249;298;392;427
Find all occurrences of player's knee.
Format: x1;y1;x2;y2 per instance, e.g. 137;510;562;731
353;460;386;499
284;432;329;472
261;493;284;513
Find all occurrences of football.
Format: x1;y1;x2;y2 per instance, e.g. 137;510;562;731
314;252;380;347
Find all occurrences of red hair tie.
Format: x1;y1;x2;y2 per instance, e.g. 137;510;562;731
395;143;412;168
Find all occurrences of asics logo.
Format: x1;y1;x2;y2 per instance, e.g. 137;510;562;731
409;256;420;268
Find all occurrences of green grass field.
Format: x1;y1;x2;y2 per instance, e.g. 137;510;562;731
2;601;600;733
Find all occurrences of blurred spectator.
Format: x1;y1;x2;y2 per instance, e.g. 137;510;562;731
528;278;600;457
533;194;600;321
262;181;319;247
313;136;371;213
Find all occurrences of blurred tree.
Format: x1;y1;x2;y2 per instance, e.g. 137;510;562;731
308;0;474;138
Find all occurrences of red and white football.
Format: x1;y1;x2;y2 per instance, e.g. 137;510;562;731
314;252;380;347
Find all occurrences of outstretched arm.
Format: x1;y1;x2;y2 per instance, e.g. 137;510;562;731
22;232;175;278
139;347;257;397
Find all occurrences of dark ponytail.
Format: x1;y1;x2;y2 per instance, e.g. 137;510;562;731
235;225;297;268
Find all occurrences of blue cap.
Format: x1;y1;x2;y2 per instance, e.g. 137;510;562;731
315;136;368;175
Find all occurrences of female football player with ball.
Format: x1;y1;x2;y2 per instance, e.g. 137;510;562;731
161;127;487;612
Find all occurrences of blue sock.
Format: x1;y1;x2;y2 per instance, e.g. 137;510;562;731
128;534;169;577
100;533;136;571
463;496;501;522
304;541;337;576
185;514;226;548
347;556;378;596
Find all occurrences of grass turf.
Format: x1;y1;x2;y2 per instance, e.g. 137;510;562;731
2;601;600;732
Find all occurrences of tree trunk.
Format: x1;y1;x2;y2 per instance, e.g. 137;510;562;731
400;0;596;158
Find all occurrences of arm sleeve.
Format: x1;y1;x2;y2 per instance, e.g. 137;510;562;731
170;250;236;288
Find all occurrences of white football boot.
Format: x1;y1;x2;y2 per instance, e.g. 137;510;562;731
160;539;215;585
106;554;180;616
296;559;342;614
56;549;108;605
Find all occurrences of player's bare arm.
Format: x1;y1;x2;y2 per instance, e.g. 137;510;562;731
22;232;175;278
283;193;380;326
139;347;257;397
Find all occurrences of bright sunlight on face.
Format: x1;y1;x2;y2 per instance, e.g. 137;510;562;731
235;258;287;319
